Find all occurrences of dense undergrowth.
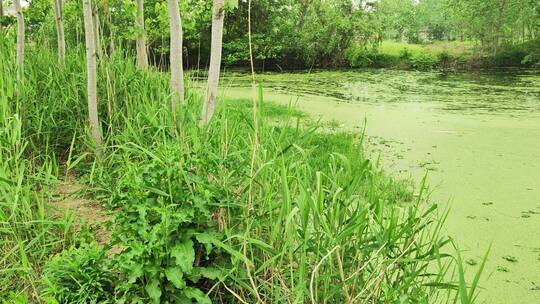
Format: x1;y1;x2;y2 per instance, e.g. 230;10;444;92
0;37;485;303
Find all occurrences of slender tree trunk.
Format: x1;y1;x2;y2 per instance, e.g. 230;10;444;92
200;0;224;126
93;4;104;58
135;0;148;68
167;0;184;118
104;0;115;55
0;0;4;32
493;0;507;57
15;0;25;73
52;0;66;64
83;0;102;150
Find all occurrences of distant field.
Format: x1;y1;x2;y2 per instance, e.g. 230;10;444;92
379;40;477;57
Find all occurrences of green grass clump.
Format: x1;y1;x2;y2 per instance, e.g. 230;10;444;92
0;37;486;303
40;243;115;303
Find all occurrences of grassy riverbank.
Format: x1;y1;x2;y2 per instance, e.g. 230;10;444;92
0;43;486;303
347;40;540;70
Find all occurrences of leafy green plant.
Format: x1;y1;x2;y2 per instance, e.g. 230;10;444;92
40;243;115;303
108;144;228;303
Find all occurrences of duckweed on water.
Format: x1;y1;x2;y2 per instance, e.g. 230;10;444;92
209;69;540;113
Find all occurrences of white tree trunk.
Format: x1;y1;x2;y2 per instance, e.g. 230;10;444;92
92;4;103;59
52;0;66;64
200;0;224;126
167;0;184;118
15;0;25;73
135;0;148;68
83;0;102;150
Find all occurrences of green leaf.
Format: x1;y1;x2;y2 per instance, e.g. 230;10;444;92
128;263;144;283
195;232;215;255
171;240;195;272
184;287;211;304
452;240;469;304
145;278;162;303
468;243;491;301
165;267;186;289
198;267;222;280
188;267;223;283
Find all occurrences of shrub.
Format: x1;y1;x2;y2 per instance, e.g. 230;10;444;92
437;50;451;63
491;46;528;67
410;52;438;70
40;243;115;304
399;47;413;60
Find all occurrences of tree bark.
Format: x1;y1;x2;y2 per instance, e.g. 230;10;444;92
15;0;25;73
200;0;224;126
52;0;66;64
92;4;104;58
83;0;102;150
167;0;184;118
135;0;148;68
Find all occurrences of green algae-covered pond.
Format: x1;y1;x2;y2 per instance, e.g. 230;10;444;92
216;69;540;303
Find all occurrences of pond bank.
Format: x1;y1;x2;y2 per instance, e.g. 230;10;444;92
218;69;540;303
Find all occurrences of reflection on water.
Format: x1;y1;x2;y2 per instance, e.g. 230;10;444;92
208;69;540;113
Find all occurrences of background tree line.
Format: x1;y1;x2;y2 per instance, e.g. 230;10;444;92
1;0;539;69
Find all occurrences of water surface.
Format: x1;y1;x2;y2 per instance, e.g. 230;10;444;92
215;69;540;304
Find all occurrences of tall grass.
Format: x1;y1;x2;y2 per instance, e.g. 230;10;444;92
0;37;74;301
0;37;486;303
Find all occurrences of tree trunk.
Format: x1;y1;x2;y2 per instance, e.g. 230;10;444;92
0;0;4;32
200;0;224;126
92;4;104;58
135;0;148;68
167;0;184;118
15;0;25;73
493;0;507;57
105;0;115;55
83;0;102;150
52;0;66;64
